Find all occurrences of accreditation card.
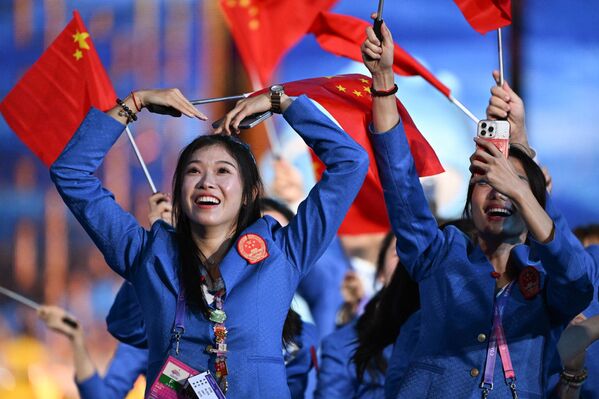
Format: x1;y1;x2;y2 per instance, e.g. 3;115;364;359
148;355;199;398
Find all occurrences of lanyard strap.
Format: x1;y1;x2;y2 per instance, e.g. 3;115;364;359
481;282;518;399
172;290;186;355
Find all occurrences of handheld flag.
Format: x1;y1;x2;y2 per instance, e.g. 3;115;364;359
0;11;116;166
262;74;444;234
309;11;451;97
453;0;512;34
219;0;337;85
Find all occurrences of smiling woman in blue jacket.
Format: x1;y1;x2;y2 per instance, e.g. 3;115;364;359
361;17;593;399
50;88;368;398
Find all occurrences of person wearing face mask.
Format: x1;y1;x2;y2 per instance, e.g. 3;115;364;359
361;14;593;398
49;87;368;398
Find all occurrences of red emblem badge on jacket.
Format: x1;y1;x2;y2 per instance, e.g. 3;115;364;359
237;234;269;264
518;266;541;300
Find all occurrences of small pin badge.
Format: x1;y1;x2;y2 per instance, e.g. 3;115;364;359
518;266;541;300
237;233;269;264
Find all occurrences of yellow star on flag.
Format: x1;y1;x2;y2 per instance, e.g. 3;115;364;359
352;90;363;97
73;49;83;61
336;84;346;92
360;78;369;84
363;86;371;93
72;31;90;50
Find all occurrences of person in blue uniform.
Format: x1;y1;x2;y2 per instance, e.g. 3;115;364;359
315;233;420;399
361;17;593;398
50;88;368;398
483;74;599;398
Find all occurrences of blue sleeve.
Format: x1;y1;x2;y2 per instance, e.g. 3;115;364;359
529;197;594;321
370;124;446;281
106;282;148;349
49;109;148;279
314;333;355;399
76;344;147;399
544;196;599;285
274;96;369;277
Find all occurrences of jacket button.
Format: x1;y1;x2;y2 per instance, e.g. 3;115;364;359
477;333;487;343
470;368;480;377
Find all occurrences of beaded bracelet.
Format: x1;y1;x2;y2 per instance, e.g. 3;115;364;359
370;83;398;97
116;98;138;123
560;368;588;387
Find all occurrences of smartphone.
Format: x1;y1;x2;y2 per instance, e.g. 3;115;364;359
212;110;272;130
476;119;510;158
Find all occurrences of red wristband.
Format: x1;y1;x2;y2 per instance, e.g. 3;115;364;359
131;91;141;112
370;83;398;97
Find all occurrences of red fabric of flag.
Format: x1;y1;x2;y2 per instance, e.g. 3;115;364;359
0;11;115;167
260;74;444;234
453;0;512;34
309;11;451;98
219;0;337;86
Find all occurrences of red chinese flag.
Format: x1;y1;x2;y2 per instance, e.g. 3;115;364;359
453;0;511;34
270;74;444;234
0;11;116;167
309;11;451;98
219;0;337;85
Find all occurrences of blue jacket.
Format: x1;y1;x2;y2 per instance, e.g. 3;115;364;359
50;95;368;398
76;342;147;399
314;319;392;399
297;237;351;339
383;311;420;399
370;124;593;398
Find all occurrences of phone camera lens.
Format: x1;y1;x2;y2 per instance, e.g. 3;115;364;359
481;130;486;136
481;122;487;128
488;126;494;132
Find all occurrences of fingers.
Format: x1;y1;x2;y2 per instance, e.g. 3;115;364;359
380;21;394;46
365;26;381;47
149;192;171;206
170;89;207;120
214;94;270;135
492;70;501;86
474;137;503;157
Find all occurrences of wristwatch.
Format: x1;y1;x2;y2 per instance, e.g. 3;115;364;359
269;84;285;114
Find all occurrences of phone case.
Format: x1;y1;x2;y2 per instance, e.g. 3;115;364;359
476;120;510;157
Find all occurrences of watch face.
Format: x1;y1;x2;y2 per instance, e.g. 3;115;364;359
270;84;284;93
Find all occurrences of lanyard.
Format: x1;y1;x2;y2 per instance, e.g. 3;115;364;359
172;277;229;394
173;290;186;356
481;282;518;399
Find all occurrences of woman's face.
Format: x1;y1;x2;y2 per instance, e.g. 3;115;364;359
181;144;244;235
470;156;527;241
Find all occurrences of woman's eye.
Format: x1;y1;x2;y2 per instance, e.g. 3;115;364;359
186;168;200;174
217;167;231;174
476;179;488;186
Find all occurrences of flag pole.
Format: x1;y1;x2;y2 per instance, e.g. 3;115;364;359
0;285;40;310
125;126;158;194
497;28;505;86
249;72;281;157
448;95;479;123
190;93;249;105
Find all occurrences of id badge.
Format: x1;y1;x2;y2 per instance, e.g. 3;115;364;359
184;371;226;399
148;356;199;398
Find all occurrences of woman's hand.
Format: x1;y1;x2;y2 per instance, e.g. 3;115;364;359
469;137;530;200
38;305;82;342
107;88;207;124
361;14;394;77
214;93;291;135
135;88;207;119
486;71;532;156
148;192;173;226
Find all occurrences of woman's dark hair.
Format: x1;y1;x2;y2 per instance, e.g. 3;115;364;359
463;145;547;220
353;233;420;383
374;232;396;283
172;134;263;315
259;197;295;223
